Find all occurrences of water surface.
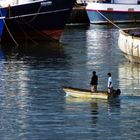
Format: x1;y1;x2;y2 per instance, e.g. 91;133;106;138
0;24;140;140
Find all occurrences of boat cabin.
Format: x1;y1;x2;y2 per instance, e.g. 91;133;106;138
0;0;35;7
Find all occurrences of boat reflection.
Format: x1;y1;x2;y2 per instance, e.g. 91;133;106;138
65;96;121;126
90;102;98;125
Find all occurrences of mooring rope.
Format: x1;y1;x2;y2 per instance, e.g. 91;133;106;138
96;10;121;30
2;19;19;46
0;7;19;46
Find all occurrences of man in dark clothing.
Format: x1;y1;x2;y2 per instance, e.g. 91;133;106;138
90;71;98;92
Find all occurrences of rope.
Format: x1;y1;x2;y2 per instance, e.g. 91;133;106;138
0;7;18;46
96;10;121;30
27;5;42;23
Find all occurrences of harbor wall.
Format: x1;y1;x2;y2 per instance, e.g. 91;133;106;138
67;5;90;24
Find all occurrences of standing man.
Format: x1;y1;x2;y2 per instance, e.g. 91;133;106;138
90;71;98;92
107;72;113;93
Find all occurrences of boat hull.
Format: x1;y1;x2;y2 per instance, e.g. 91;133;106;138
0;8;7;37
86;2;140;24
63;87;121;99
0;0;75;43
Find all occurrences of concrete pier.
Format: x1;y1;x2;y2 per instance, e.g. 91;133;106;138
67;4;90;25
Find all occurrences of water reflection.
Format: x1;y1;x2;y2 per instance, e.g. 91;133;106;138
0;42;67;139
107;98;121;115
0;49;4;59
65;97;121;123
84;26;123;91
118;62;140;96
90;102;98;125
0;24;139;139
0;58;30;139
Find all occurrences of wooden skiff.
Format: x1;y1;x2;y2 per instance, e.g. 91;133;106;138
63;87;121;100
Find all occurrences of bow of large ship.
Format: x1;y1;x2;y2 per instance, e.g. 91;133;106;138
0;0;76;43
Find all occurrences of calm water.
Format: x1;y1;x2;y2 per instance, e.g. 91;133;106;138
0;25;140;140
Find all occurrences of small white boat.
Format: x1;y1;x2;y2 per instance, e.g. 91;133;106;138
63;87;121;100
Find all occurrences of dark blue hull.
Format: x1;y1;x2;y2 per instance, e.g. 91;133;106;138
0;0;75;43
0;8;7;38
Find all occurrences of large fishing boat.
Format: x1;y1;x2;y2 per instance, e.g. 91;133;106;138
86;0;140;24
0;0;75;43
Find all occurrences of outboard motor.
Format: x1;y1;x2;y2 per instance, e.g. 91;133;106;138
110;88;121;98
116;89;121;95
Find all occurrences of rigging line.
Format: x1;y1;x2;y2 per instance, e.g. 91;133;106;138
0;8;19;46
8;8;70;19
16;20;38;45
3;19;19;46
27;5;42;23
21;19;54;40
23;19;46;38
96;10;121;30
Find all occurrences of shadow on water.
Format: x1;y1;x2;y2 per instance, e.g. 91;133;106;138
0;41;69;77
0;41;65;59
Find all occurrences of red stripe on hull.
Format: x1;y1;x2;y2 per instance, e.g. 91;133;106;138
41;30;63;40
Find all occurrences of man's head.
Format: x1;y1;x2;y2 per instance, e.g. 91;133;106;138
108;73;111;76
93;71;96;75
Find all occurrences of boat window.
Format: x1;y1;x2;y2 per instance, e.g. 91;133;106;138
104;0;111;3
107;8;113;11
128;8;134;11
93;0;111;3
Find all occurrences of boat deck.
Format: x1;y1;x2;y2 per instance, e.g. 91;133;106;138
122;28;140;37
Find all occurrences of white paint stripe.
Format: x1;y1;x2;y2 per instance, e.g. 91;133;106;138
0;17;5;19
8;8;70;19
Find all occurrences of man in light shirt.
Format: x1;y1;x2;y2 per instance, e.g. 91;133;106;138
107;73;113;94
